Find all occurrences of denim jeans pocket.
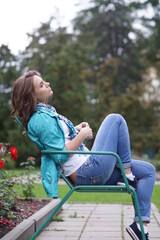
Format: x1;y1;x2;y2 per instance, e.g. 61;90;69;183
76;157;106;185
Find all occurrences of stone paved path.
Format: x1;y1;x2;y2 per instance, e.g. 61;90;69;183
37;203;160;240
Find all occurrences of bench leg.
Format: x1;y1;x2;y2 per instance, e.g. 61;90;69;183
131;189;146;240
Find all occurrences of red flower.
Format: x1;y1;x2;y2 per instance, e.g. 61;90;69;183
0;144;1;150
0;160;4;169
10;147;18;160
0;219;3;224
30;205;36;209
9;221;13;227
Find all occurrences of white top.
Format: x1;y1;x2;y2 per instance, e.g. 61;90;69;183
60;120;90;176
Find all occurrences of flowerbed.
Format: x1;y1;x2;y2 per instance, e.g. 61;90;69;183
0;143;19;226
0;143;49;239
0;198;50;238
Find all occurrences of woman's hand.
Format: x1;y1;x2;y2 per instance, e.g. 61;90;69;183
75;122;90;132
80;126;93;140
65;123;93;151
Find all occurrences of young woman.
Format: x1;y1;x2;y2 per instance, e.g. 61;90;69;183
11;70;155;240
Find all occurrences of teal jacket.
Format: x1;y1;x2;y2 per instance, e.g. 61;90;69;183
27;107;69;198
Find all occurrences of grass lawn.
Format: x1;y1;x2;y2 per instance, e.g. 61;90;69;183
14;183;160;212
5;168;40;177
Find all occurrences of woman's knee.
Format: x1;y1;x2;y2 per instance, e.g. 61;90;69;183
147;162;156;179
138;161;156;181
106;113;126;124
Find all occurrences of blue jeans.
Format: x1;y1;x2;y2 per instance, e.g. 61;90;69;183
76;114;156;223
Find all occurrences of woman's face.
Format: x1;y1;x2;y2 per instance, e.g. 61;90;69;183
33;75;53;103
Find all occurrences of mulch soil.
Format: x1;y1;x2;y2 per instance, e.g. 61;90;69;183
0;198;51;239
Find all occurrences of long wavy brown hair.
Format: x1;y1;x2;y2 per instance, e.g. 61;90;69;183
11;70;40;130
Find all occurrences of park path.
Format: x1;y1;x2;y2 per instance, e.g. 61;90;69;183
37;203;160;240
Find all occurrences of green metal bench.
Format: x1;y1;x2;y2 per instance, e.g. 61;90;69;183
14;116;146;240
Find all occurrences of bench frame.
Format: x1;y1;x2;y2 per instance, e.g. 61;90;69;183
30;150;146;240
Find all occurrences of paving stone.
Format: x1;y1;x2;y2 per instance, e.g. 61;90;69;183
38;237;78;240
38;231;80;237
81;231;122;237
87;221;121;227
45;225;83;231
81;238;122;240
84;226;122;232
49;221;84;227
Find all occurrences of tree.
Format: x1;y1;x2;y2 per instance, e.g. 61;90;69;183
1;0;158;158
74;0;145;94
0;45;38;167
73;1;153;150
0;45;18;141
71;0;160;155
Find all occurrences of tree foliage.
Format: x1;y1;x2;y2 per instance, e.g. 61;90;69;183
0;0;160;164
73;0;155;152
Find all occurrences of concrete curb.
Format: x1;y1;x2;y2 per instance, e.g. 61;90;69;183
1;198;61;240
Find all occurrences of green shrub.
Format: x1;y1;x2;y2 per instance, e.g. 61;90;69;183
148;160;160;172
5;156;16;170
